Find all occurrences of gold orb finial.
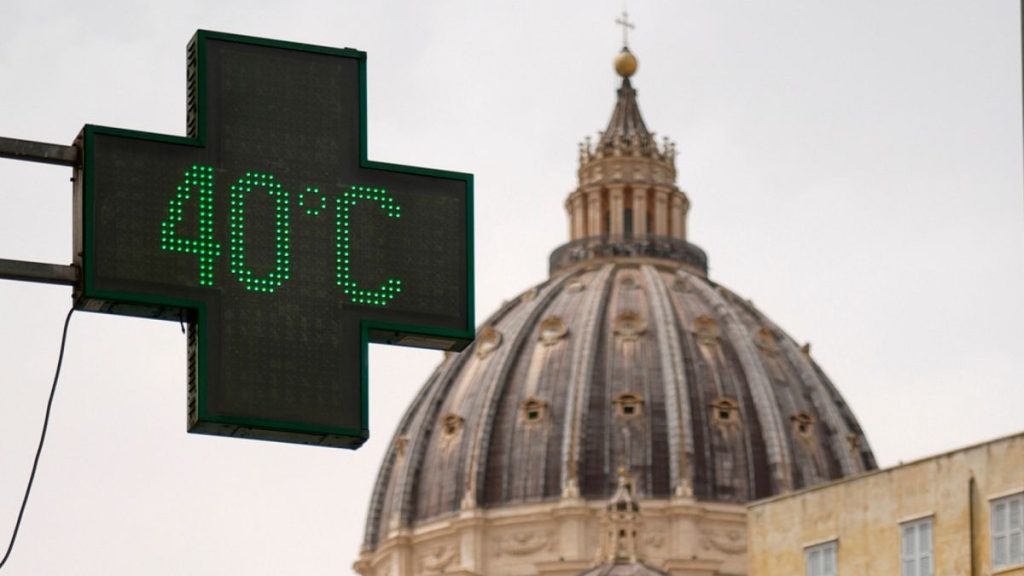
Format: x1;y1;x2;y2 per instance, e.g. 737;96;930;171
615;47;638;78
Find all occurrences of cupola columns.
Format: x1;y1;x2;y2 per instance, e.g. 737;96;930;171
563;46;694;258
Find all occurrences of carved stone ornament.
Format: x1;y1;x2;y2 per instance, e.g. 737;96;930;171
790;412;815;437
701;526;747;554
419;543;459;573
438;413;464;449
539;315;569;345
619;274;640;290
693;315;720;345
613;310;648;341
394;435;409;458
492;529;557;558
475;326;503;358
520;286;539;303
642;531;665;550
847;433;861;450
754;326;778;354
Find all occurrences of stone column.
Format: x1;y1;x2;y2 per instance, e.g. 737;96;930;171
633;188;648;237
454;512;486;575
653;187;670;236
609;186;624;238
554;498;591;563
679;193;690;241
670;194;684;240
571;194;586;240
587;189;603;237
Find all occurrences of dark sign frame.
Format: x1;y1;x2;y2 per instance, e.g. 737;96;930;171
72;30;474;448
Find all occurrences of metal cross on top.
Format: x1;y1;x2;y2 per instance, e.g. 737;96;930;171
74;31;474;449
616;10;636;47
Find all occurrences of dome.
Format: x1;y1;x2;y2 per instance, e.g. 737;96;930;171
362;261;875;545
357;42;876;576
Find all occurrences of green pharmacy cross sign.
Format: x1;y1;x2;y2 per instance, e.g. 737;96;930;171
73;31;474;449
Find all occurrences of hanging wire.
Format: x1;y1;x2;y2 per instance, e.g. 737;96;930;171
0;307;74;571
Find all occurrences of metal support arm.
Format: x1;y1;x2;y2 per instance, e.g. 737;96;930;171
0;135;80;286
0;258;78;286
0;136;78;166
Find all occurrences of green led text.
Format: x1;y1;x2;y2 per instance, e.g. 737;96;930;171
159;164;221;286
159;166;403;306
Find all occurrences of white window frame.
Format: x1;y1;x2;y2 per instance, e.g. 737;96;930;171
900;516;933;576
991;492;1024;569
805;540;838;576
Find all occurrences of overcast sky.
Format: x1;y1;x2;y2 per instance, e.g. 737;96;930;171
1;2;1021;575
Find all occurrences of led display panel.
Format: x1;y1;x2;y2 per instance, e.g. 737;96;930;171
73;31;474;448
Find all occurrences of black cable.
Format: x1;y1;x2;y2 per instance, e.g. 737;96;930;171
0;307;74;571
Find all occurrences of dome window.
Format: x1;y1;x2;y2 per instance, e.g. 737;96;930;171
847;433;861;450
440;413;464;439
566;279;586;293
613;310;648;341
539;315;569;345
711;397;740;424
520;398;547;424
693;315;721;345
672;278;690;293
394;435;409;457
755;327;778;354
619;275;640;290
475;326;503;358
614;392;644;419
790;412;815;437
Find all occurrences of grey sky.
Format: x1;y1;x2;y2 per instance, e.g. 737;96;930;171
1;2;1021;575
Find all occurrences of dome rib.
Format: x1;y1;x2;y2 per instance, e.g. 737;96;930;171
560;264;616;497
778;332;860;476
468;273;574;507
362;346;473;548
718;288;871;480
392;348;476;531
642;264;694;495
686;274;794;493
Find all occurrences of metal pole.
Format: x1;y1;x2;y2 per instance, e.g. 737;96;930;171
0;136;78;166
0;136;79;286
0;259;77;286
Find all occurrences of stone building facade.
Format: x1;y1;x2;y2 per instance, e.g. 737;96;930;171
748;432;1024;576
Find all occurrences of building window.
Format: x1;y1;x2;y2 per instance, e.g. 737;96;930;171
538;315;568;345
520;397;547;425
710;397;740;425
440;413;464;438
805;540;837;576
613;392;644;419
900;517;933;576
992;492;1024;569
475;326;502;358
790;412;815;438
613;310;647;341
